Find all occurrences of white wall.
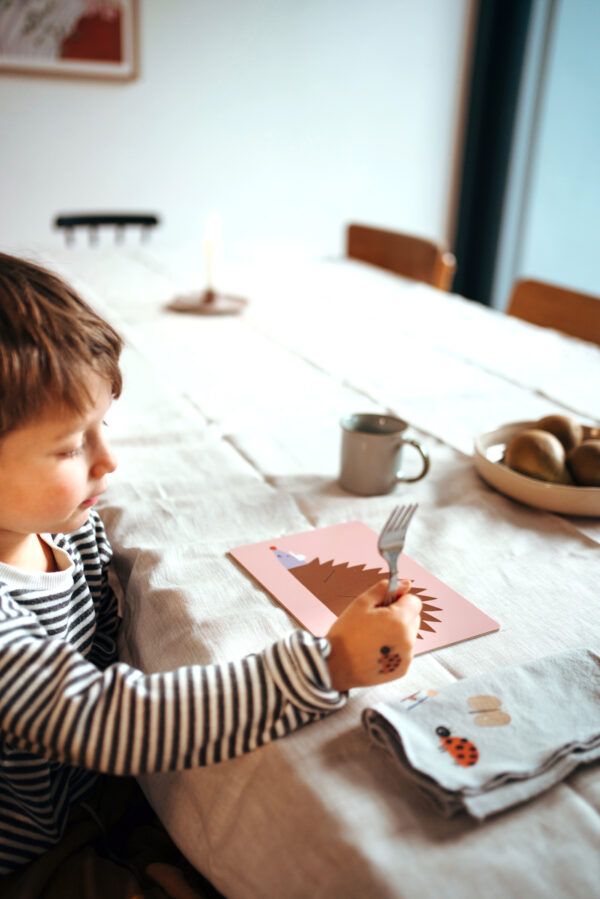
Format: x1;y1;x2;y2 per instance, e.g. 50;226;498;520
1;0;471;262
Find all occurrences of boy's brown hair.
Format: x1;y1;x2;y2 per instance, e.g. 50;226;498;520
0;252;123;437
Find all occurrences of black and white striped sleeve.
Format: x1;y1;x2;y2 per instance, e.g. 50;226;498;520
0;597;346;775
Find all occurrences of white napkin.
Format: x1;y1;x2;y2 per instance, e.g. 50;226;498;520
362;647;600;820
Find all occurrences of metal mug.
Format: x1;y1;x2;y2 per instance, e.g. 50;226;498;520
339;413;430;496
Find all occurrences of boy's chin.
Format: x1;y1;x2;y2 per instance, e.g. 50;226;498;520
74;507;92;527
57;506;92;534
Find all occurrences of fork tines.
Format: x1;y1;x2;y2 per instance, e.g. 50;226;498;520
380;503;418;545
378;503;418;606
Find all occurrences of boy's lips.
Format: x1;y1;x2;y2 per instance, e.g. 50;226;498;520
81;490;103;508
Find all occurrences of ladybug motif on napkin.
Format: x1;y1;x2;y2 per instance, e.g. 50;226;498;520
436;726;480;767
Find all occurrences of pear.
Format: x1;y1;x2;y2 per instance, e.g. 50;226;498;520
535;414;583;452
567;440;600;487
504;429;569;483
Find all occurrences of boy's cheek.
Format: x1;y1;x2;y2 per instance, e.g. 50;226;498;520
41;481;84;512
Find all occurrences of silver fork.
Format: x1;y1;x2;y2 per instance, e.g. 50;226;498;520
377;503;418;605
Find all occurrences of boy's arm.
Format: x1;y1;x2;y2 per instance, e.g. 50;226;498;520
0;579;419;775
0;590;343;773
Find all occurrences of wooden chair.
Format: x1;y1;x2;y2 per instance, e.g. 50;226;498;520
506;278;600;346
346;223;457;291
54;213;160;246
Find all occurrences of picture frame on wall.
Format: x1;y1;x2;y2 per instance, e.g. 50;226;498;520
0;0;138;82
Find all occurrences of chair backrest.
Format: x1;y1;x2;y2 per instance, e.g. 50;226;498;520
54;213;160;246
346;223;457;291
507;278;600;346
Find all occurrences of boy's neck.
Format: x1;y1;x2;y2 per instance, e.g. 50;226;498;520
0;533;56;573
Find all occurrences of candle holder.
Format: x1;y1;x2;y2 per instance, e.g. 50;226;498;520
167;288;248;316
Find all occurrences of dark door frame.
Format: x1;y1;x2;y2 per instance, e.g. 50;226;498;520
452;0;534;306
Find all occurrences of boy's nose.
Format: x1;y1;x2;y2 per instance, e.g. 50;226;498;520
91;444;118;477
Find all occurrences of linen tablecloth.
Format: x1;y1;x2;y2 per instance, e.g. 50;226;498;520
26;245;600;898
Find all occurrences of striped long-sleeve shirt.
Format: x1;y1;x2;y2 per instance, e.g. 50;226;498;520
0;510;346;873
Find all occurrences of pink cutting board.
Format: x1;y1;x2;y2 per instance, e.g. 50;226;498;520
229;521;499;653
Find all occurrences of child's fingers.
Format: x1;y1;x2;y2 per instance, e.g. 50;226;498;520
377;578;415;608
357;578;415;610
345;580;422;644
350;579;388;609
382;592;422;649
375;586;422;620
395;590;422;617
401;592;422;639
395;578;412;598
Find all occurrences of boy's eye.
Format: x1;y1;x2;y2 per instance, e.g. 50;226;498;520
58;421;108;458
62;445;84;458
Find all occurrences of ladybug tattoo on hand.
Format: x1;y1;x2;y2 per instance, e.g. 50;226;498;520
378;645;402;675
436;726;479;767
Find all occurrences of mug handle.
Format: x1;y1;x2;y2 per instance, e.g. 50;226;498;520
396;439;430;483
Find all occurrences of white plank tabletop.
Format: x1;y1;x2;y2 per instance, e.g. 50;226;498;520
28;244;600;898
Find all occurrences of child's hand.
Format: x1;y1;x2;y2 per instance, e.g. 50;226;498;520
326;579;421;692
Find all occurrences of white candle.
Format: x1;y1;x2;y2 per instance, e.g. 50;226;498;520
203;213;221;291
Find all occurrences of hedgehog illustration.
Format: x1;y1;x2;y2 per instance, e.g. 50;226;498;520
270;546;442;633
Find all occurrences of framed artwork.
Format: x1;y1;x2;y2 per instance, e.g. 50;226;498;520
0;0;138;81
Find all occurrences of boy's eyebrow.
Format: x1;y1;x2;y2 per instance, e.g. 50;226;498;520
57;423;84;436
45;385;113;440
50;404;110;441
46;410;91;440
48;422;86;443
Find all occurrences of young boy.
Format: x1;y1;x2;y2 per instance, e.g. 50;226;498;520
0;252;421;875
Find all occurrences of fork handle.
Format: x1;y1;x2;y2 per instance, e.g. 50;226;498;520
382;571;399;606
